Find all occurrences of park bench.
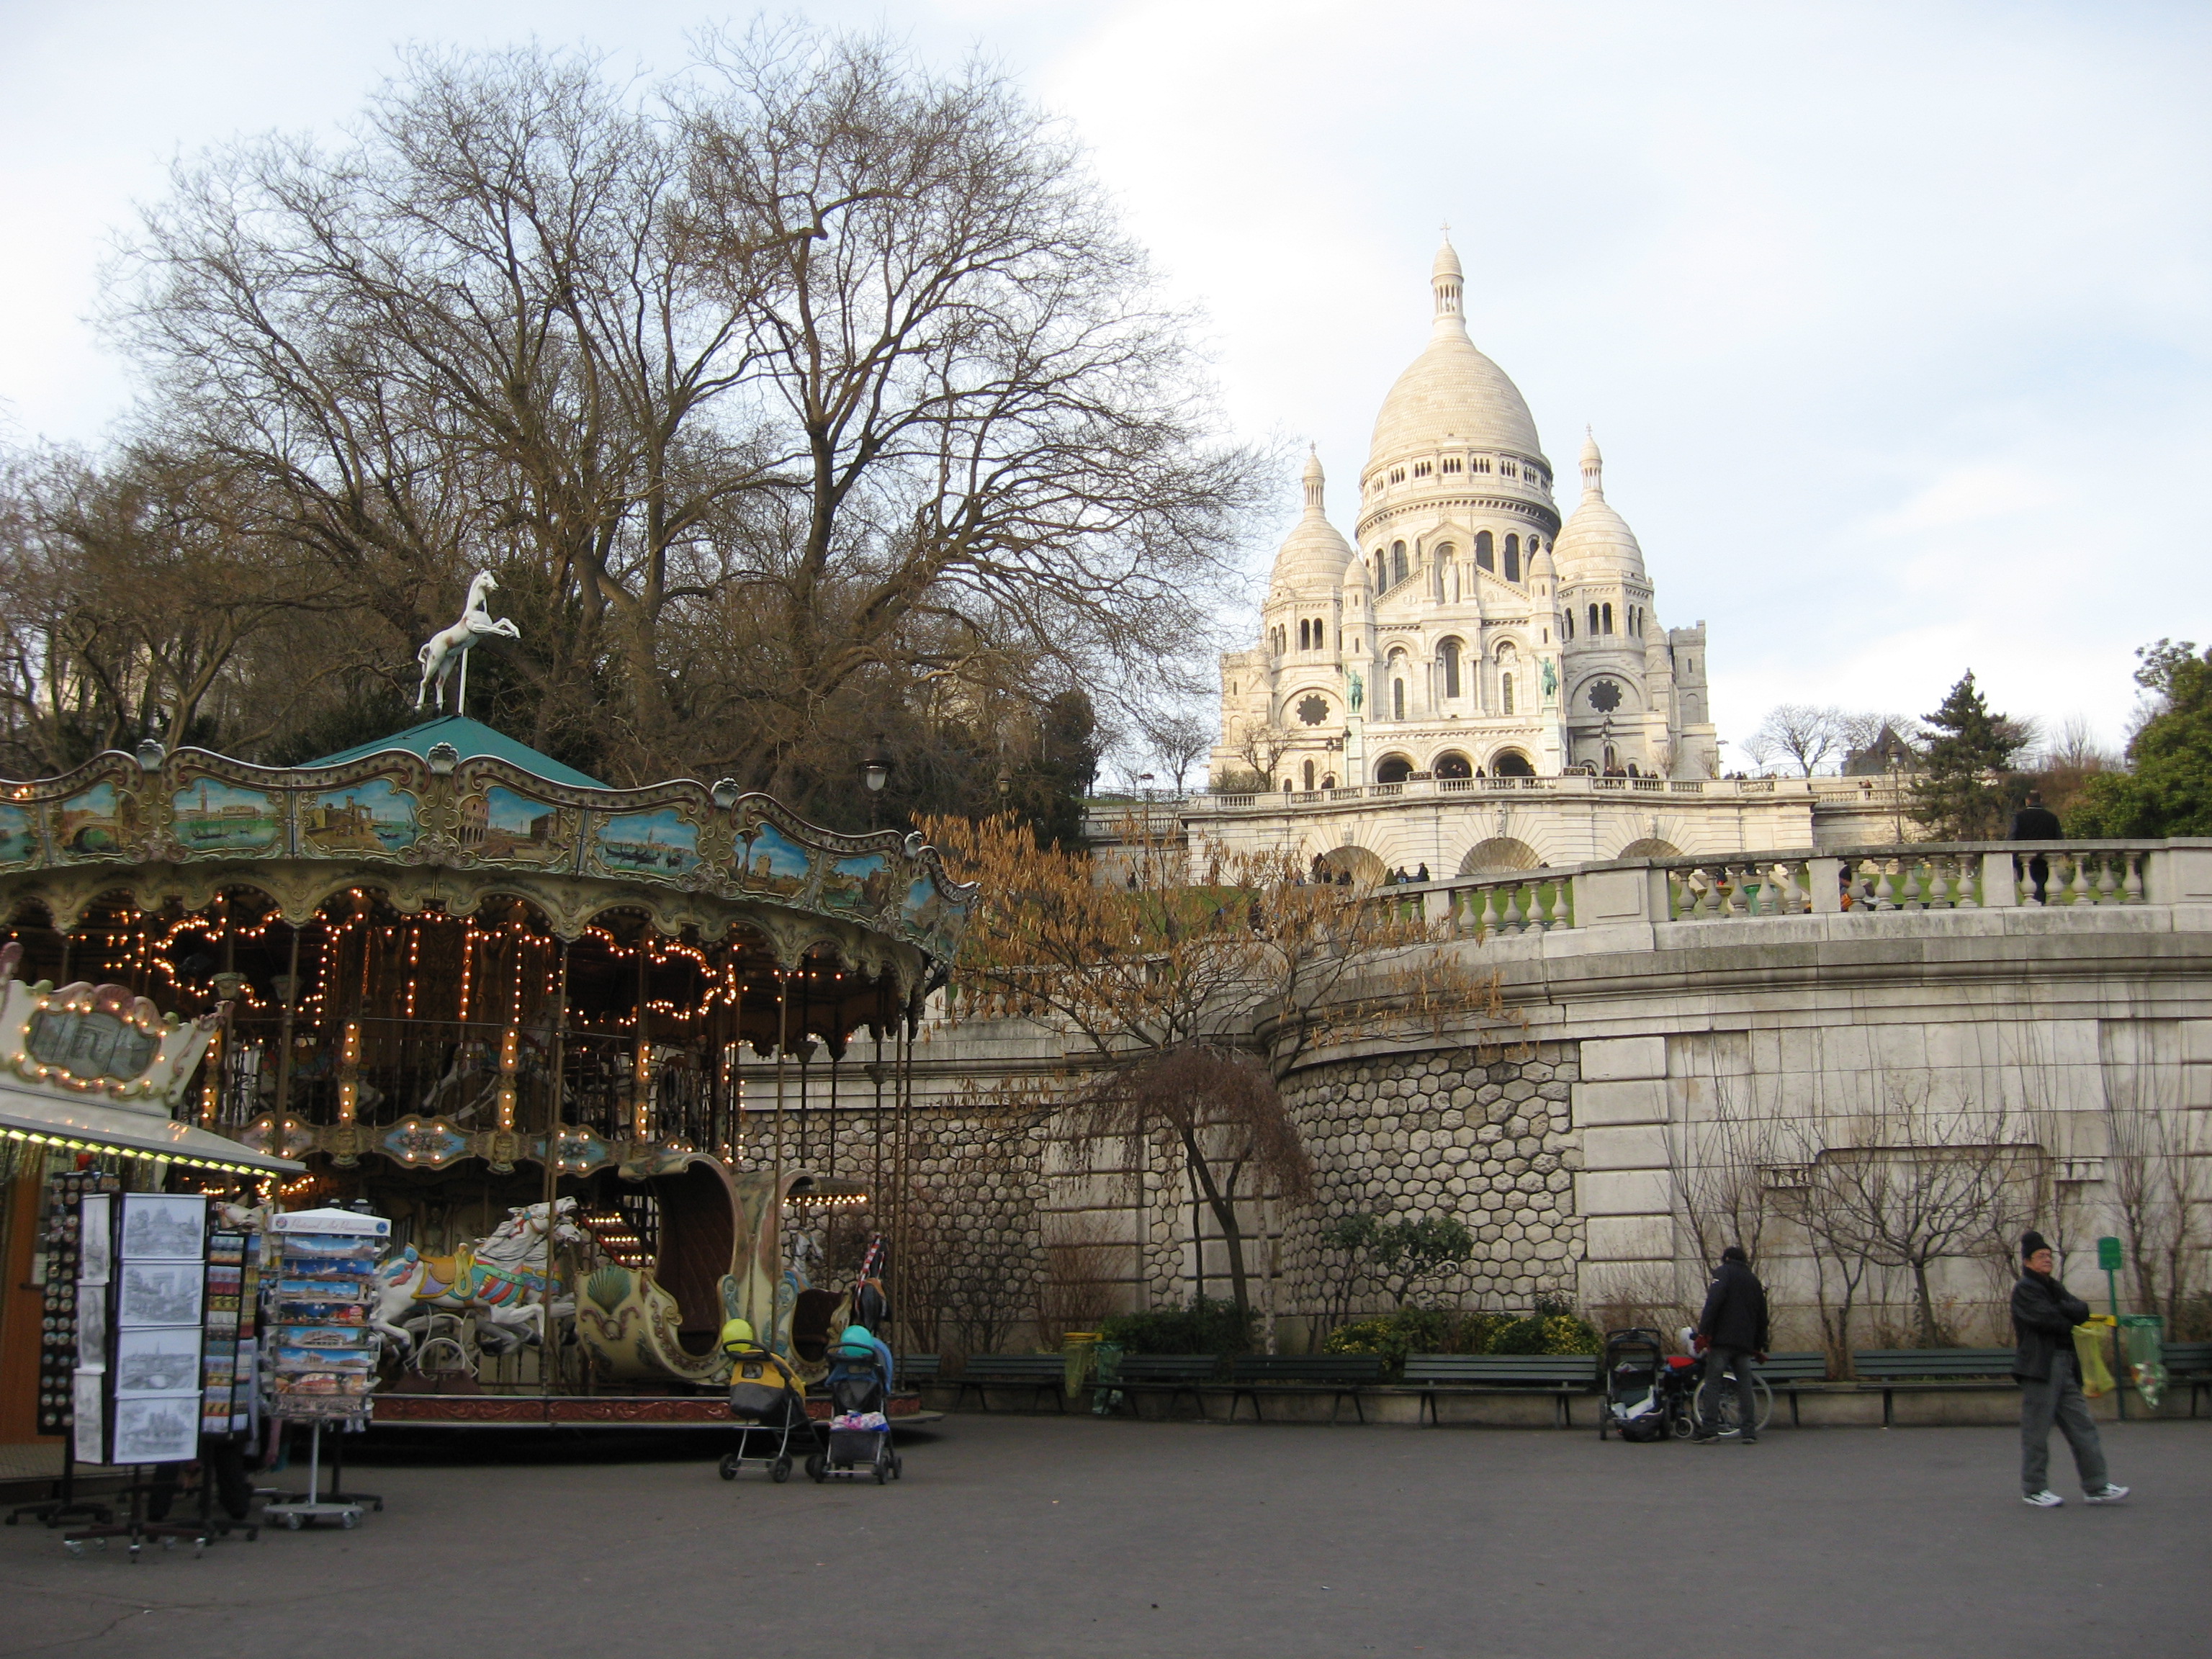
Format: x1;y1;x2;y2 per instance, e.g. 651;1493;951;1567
1107;1354;1221;1419
898;1354;941;1389
1227;1354;1385;1424
952;1354;1067;1413
1403;1354;1600;1428
2161;1341;2212;1416
1851;1349;2015;1426
1740;1352;1830;1426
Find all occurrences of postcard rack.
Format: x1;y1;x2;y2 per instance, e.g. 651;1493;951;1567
260;1208;388;1532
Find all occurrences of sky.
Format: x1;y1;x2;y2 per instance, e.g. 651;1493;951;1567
2;0;2206;773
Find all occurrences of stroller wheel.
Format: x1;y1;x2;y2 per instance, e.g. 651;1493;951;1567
718;1455;739;1482
892;1455;904;1481
873;1457;888;1485
1598;1419;1609;1441
806;1453;827;1484
771;1457;793;1484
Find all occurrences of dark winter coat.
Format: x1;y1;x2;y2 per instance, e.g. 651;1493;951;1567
2010;1270;2090;1382
1698;1259;1771;1353
2010;806;2063;840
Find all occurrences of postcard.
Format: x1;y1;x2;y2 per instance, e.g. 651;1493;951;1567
112;1394;200;1463
76;1195;111;1285
116;1262;204;1328
114;1327;205;1396
120;1194;206;1262
75;1285;106;1368
73;1374;105;1465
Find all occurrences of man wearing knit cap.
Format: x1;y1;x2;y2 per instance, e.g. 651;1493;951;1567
2012;1230;2128;1508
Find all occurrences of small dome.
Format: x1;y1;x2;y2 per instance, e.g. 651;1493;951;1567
1432;238;1464;283
1552;430;1646;579
1268;451;1352;594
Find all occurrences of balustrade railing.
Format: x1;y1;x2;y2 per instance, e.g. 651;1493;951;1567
1382;840;2190;946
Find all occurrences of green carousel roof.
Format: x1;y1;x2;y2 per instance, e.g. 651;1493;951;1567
309;715;608;790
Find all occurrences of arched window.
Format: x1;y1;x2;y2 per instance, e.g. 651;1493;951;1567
1376;755;1414;784
1439;637;1462;699
1393;678;1406;720
1501;673;1515;714
1390;541;1408;588
1588;603;1600;636
1528;536;1542;557
1564;611;1574;640
1314;619;1327;649
1602;602;1614;634
1475;529;1495;572
1434;751;1473;780
1296;619;1308;651
1373;551;1385;587
1321;773;1336;789
1504;534;1521;583
1303;758;1316;791
1283;778;1294;792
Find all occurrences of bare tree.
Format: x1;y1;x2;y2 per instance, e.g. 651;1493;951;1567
2102;1024;2207;1331
1667;1056;1786;1285
1752;703;1845;777
1781;1082;2038;1349
1138;708;1214;797
1232;719;1296;792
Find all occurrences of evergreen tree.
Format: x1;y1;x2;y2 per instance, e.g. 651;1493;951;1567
2067;643;2212;836
1907;671;2025;838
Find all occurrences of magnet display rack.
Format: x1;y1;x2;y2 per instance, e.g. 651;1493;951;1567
4;1169;119;1530
260;1209;388;1532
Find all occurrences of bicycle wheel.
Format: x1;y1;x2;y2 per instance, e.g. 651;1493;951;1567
1695;1370;1774;1434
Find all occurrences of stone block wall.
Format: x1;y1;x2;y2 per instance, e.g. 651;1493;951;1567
1276;1040;1584;1318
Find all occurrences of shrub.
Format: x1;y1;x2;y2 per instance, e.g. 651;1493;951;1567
1321;1308;1524;1375
1097;1297;1256;1355
1488;1312;1603;1356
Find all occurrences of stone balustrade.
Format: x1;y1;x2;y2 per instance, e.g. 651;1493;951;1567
1196;773;1801;813
1386;840;2212;941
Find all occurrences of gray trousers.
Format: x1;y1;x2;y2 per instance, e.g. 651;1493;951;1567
2020;1349;2108;1495
1700;1347;1758;1434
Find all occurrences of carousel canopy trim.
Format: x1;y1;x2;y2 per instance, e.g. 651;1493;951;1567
307;715;608;790
0;741;975;975
0;1082;303;1175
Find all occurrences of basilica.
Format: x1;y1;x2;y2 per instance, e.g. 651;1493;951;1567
1213;239;1718;794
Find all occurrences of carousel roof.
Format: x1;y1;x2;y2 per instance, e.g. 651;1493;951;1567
308;714;608;789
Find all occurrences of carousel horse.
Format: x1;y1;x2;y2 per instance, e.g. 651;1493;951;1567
370;1197;587;1357
414;571;521;713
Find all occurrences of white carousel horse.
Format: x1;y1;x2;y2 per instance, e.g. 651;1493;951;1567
414;571;521;714
369;1197;587;1357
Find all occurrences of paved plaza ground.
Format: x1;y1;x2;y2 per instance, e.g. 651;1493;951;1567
1;1416;2206;1658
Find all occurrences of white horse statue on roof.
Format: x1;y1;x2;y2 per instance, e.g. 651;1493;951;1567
415;571;521;715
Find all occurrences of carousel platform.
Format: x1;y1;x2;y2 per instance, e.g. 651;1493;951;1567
369;1391;935;1429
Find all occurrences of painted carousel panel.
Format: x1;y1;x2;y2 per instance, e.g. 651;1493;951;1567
53;780;128;859
0;801;37;866
171;775;284;854
818;851;897;919
464;785;577;869
734;824;817;899
591;805;701;878
300;775;421;857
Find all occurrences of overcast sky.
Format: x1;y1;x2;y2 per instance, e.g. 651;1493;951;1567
2;0;2205;769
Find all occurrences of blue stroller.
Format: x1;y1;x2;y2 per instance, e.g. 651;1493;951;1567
807;1326;902;1485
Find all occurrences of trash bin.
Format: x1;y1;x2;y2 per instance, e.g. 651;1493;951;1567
2119;1315;2167;1411
1062;1331;1100;1398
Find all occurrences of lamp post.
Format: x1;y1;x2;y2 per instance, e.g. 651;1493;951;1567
860;740;891;831
1887;743;1905;842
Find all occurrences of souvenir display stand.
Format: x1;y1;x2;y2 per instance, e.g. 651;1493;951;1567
5;1167;119;1530
60;1192;216;1557
260;1209;387;1532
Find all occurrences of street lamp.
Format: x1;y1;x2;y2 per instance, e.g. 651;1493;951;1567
860;740;891;830
1886;743;1905;843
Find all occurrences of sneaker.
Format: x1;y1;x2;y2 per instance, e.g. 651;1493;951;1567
1740;1434;1758;1445
2083;1484;2130;1505
1691;1429;1719;1444
2023;1490;2064;1508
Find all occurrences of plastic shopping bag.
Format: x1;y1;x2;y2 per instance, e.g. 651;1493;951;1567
2072;1323;2116;1398
2119;1316;2167;1411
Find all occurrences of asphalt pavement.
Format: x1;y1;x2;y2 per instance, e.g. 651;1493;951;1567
1;1416;2203;1658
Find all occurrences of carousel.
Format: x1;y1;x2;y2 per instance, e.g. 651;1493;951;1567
0;583;973;1431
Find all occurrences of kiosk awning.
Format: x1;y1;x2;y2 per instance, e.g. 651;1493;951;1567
0;1083;302;1177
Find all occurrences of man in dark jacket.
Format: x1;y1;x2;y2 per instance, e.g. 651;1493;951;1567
1693;1246;1770;1444
2013;1231;2128;1507
2009;793;2063;903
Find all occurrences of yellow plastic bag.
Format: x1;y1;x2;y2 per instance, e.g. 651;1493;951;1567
2072;1322;2116;1398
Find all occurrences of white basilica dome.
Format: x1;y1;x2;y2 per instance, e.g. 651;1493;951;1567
1364;240;1547;474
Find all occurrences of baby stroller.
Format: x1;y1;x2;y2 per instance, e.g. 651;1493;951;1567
1598;1328;1675;1442
717;1318;809;1484
809;1326;902;1485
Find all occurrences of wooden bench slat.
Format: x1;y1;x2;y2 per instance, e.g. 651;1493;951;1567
953;1354;1069;1413
1225;1354;1382;1424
